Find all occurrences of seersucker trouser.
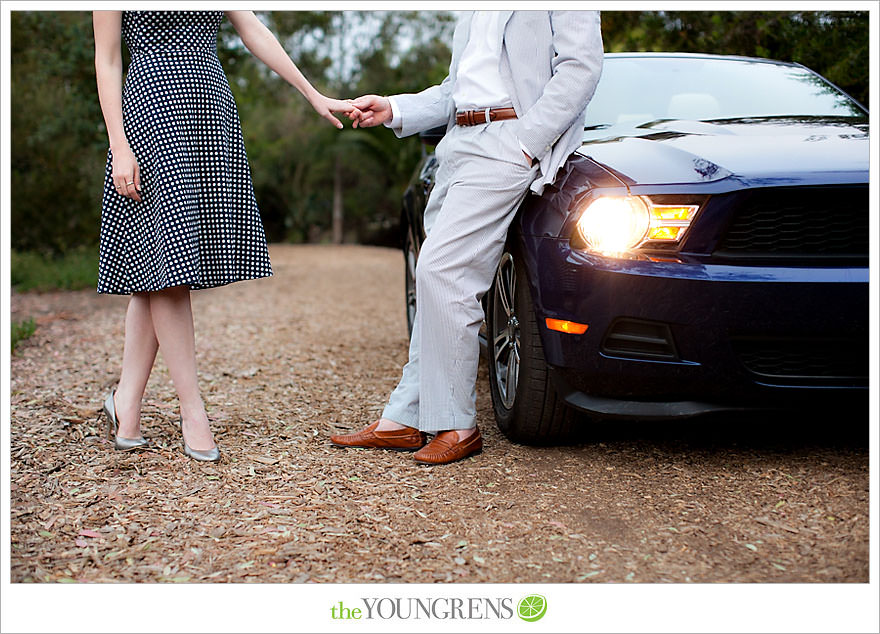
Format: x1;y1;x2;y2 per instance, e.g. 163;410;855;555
382;119;540;432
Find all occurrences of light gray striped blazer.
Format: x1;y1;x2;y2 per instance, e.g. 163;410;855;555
391;10;604;194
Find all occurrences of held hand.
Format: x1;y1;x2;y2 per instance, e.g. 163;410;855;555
111;144;142;202
311;94;362;129
349;94;392;128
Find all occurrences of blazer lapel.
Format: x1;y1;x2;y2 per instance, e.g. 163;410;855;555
497;11;520;114
497;10;514;48
450;11;474;72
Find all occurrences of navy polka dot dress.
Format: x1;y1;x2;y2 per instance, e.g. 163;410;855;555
98;11;272;294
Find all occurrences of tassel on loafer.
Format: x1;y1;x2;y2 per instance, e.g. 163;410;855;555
103;390;148;451
180;418;221;462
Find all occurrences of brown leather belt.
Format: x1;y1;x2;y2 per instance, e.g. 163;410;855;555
455;107;517;126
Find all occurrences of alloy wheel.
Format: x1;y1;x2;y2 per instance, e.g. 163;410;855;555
405;234;417;335
491;252;520;409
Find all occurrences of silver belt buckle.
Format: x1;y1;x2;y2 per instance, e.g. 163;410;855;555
484;107;492;124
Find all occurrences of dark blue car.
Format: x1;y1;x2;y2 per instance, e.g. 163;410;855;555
401;53;869;444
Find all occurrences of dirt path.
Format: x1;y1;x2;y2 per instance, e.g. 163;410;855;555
9;244;869;583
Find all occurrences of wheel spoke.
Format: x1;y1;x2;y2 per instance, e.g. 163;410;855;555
494;334;511;364
498;264;513;317
509;347;519;392
505;351;515;396
407;247;416;276
406;241;417;330
497;283;511;317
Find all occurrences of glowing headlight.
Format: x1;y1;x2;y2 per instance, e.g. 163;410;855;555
575;196;650;255
575;196;699;256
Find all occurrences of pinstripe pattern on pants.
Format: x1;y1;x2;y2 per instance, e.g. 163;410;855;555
382;120;539;432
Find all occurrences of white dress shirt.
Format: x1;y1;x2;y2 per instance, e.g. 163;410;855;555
451;11;513;110
388;11;513;125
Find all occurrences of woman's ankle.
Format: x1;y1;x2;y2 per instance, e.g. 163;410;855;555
112;387;142;436
179;400;208;425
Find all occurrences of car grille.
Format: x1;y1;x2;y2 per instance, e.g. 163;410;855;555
713;186;868;262
735;338;868;381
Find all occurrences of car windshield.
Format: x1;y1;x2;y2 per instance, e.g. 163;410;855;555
583;56;866;131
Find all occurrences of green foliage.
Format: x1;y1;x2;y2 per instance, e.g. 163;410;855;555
11;12;108;254
11;248;98;292
10;10;455;254
11;318;37;354
221;11;455;245
9;10;868;257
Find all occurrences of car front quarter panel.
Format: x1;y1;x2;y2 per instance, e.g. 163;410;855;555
515;232;868;403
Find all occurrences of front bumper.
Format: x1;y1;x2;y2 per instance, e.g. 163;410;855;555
521;236;869;418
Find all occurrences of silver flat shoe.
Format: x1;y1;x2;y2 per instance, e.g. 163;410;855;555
180;417;221;462
103;390;148;451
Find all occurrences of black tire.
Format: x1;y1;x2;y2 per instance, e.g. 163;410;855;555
404;229;418;338
486;238;579;445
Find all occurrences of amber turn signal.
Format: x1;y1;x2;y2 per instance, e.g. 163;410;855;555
645;204;699;242
545;318;589;334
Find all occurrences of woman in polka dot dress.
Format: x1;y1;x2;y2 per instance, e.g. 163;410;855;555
93;11;357;461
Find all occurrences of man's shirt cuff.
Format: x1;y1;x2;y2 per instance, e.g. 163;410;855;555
384;96;402;130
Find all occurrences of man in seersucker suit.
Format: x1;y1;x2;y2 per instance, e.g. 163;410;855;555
331;11;604;464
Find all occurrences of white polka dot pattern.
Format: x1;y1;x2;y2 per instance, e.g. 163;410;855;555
98;11;273;294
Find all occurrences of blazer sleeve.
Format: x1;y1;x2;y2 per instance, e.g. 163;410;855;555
516;11;604;161
388;72;456;139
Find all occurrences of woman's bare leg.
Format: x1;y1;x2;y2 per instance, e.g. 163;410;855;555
149;285;216;451
114;292;158;438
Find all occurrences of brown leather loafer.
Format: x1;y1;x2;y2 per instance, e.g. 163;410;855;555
413;428;483;465
330;420;427;451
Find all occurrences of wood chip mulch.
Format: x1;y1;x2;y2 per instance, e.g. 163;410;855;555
9;245;869;583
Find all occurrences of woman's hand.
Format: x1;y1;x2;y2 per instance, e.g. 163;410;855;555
348;95;393;128
310;94;362;129
225;12;361;130
94;11;141;201
111;144;142;202
94;11;143;200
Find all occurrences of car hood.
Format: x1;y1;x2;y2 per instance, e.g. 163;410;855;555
576;117;869;187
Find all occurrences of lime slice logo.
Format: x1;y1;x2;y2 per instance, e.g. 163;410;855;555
517;594;547;622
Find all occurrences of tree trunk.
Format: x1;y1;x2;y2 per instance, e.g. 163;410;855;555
332;154;343;244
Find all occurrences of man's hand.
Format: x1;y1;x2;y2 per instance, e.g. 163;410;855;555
523;150;533;167
349;95;393;128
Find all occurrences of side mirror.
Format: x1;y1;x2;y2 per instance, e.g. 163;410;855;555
419;126;446;146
